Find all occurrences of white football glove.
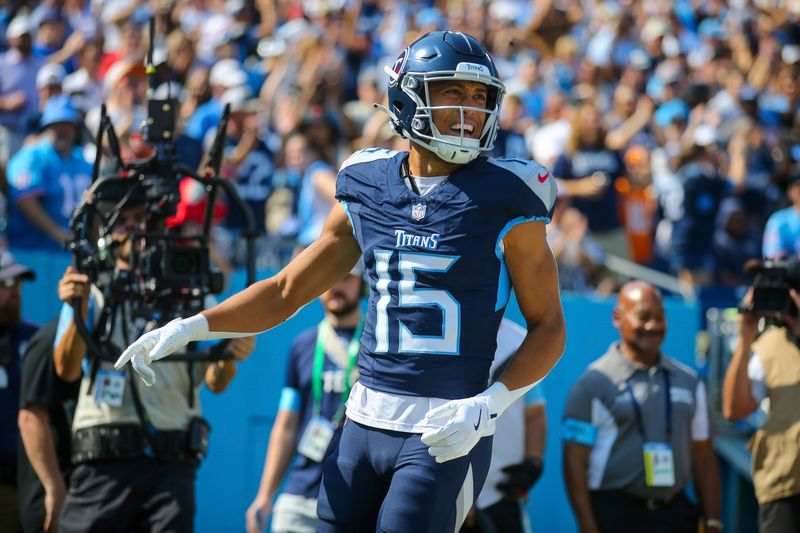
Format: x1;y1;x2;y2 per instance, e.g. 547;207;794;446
420;381;537;463
114;314;210;386
421;395;496;464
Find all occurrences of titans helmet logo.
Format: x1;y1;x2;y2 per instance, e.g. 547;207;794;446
389;48;409;87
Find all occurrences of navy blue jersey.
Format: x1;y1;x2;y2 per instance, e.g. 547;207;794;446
336;149;556;399
0;320;39;468
282;324;356;499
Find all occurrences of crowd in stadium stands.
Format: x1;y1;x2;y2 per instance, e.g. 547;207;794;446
1;3;799;532
0;0;799;297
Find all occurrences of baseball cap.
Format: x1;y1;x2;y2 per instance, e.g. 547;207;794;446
653;98;689;128
220;85;257;113
641;17;669;41
36;63;66;89
0;250;35;281
103;59;145;94
63;71;93;111
7;14;32;39
40;94;82;129
209;59;247;88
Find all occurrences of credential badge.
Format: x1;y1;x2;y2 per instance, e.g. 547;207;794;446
411;203;426;221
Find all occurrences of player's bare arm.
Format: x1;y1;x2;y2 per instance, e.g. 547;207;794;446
115;203;361;383
204;204;360;333
498;220;566;391
421;221;564;463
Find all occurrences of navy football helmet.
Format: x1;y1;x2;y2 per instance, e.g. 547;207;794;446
381;30;505;164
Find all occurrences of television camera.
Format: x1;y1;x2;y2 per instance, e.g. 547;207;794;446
67;19;258;363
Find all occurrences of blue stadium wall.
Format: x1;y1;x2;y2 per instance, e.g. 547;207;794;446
16;251;702;533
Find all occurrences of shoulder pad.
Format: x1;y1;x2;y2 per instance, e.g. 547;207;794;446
488;157;557;211
339;148;400;171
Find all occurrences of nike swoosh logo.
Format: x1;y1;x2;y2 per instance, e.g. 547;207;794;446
537;170;550;183
473;410;482;431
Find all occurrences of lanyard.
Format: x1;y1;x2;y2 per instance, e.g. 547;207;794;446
311;318;363;423
625;369;672;441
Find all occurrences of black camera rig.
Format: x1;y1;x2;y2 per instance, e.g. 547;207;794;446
67;19;258;363
745;257;800;318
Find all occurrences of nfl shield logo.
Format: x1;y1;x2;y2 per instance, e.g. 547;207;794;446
411;203;426;221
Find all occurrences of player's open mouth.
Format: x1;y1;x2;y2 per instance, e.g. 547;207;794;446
450;123;475;135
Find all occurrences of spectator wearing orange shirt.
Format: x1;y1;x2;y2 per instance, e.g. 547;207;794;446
616;145;657;265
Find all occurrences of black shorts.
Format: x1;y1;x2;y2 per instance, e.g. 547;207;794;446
59;459;196;533
590;490;699;533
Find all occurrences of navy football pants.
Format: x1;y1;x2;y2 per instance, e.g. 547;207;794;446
316;419;493;533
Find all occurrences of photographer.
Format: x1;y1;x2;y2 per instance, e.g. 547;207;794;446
53;191;256;533
723;272;800;531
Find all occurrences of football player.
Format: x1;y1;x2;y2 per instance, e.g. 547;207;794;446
116;30;565;532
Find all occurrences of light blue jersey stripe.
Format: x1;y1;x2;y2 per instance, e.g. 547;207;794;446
493;215;551;311
340;200;356;237
279;387;301;412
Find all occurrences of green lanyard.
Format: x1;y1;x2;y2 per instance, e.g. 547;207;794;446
311;318;363;424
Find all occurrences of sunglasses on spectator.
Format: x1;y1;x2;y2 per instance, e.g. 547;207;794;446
0;279;21;289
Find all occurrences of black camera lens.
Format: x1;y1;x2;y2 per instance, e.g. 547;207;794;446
169;250;196;276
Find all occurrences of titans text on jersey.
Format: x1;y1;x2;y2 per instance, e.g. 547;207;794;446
393;229;441;249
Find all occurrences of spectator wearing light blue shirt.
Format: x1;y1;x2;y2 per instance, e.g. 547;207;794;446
7;95;91;251
762;175;800;259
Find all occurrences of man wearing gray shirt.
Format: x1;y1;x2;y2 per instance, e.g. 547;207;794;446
562;281;721;533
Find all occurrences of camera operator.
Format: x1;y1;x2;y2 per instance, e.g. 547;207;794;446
52;189;256;533
723;274;800;531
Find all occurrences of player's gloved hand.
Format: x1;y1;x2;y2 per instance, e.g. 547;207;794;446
114;314;210;386
420;395;496;464
421;381;532;463
497;456;543;499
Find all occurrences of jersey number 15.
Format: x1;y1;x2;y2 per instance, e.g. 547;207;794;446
373;250;461;355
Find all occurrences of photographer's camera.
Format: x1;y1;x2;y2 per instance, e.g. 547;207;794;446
745;257;800;317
